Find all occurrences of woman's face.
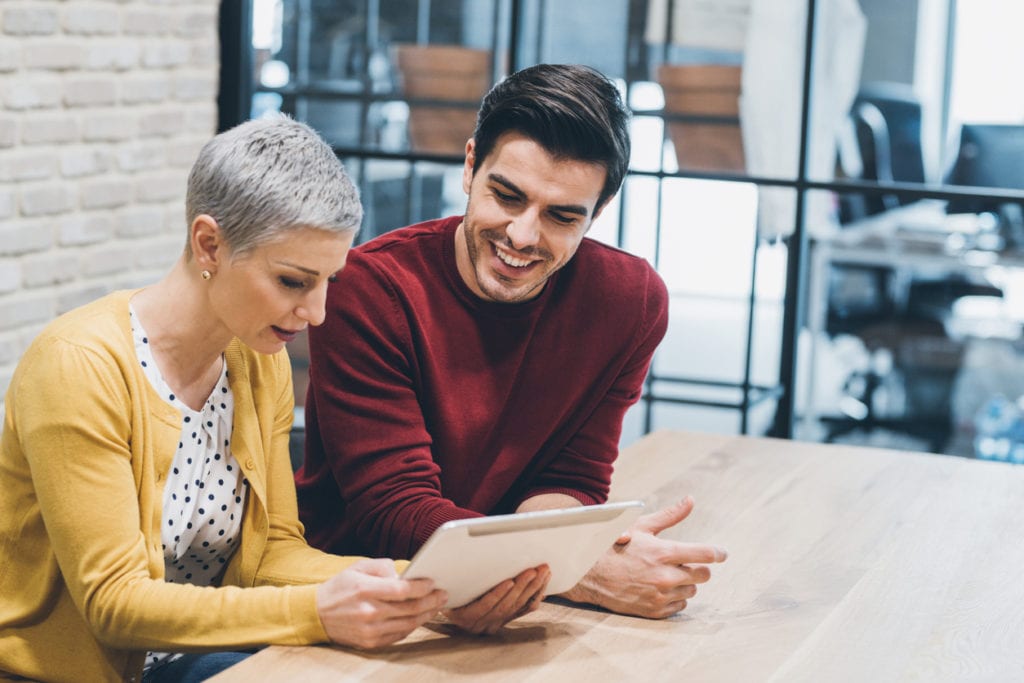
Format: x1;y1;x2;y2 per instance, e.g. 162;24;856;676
209;227;353;355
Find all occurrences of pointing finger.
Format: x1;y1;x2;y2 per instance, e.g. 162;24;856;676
634;496;695;536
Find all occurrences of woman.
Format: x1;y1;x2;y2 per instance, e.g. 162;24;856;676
0;117;454;683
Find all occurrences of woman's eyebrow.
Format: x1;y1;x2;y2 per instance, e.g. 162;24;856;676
275;260;320;276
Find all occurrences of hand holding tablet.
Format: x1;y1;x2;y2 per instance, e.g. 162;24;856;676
402;501;645;608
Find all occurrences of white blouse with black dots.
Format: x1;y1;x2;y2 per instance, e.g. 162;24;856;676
130;306;249;671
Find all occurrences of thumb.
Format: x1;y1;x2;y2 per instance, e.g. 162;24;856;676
634;496;695;536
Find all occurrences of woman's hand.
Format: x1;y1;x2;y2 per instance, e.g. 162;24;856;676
444;564;550;635
316;558;447;649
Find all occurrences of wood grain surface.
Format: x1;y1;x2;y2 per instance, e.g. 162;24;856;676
210;430;1024;682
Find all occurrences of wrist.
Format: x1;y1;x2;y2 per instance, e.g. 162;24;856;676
561;573;598;607
313;582;334;643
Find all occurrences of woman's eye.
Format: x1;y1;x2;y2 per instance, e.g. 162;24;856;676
279;276;305;290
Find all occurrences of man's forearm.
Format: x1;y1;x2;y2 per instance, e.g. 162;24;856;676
515;493;582;513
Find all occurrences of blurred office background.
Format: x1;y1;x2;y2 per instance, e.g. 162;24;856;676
3;0;1023;463
221;0;1024;461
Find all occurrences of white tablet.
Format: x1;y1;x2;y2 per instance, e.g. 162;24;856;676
402;501;645;608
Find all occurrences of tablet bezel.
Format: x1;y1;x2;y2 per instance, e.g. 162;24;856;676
402;500;645;608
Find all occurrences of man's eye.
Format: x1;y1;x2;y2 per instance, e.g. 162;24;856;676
550;213;576;225
494;189;518;203
279;276;305;290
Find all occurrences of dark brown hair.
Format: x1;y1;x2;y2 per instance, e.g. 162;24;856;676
472;64;631;210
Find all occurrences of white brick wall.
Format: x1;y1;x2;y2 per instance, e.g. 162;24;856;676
0;0;222;406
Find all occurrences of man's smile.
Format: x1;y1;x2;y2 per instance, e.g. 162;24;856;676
493;242;540;269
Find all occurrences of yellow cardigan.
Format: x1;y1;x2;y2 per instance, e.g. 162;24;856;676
0;291;369;683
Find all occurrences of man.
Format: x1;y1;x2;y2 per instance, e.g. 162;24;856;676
297;64;726;623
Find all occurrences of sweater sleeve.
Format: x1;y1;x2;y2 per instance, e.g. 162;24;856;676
519;265;670;506
15;338;329;651
305;258;484;559
244;349;368;585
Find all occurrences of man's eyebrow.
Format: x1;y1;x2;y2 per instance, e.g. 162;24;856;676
489;173;525;197
488;173;591;217
275;260;320;276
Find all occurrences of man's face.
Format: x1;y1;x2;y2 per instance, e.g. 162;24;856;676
454;132;608;304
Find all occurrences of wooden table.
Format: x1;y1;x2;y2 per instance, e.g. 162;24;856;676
211;430;1024;682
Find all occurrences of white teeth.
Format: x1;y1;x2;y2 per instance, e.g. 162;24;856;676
496;247;532;268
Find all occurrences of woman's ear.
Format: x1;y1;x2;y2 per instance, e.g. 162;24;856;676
190;214;224;272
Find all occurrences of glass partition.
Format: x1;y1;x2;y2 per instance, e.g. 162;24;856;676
797;182;1024;458
226;0;1024;458
805;0;1024;199
252;0;503;156
643;0;804;179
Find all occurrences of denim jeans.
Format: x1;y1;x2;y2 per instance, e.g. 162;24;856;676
142;652;252;683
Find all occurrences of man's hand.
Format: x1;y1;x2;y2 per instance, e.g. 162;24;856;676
561;496;726;618
445;564;551;635
316;558;448;649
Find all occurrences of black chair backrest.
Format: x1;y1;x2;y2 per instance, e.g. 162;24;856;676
852;100;900;216
856;83;926;186
838;82;926;222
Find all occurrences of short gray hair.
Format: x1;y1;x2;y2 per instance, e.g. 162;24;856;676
185;115;362;256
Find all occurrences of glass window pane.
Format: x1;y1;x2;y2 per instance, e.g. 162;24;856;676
806;0;949;188
518;0;631;78
650;402;742;437
651;177;781;393
656;61;746;176
253;0;502;158
244;0;807;447
393;43;492;156
657;177;757;295
353;159;464;241
949;1;1024;125
642;1;810;178
797;188;1023;457
300;98;365;148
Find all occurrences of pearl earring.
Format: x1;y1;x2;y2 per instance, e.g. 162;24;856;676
201;270;212;280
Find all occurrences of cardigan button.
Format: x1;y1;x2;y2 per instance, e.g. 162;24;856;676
245;459;255;470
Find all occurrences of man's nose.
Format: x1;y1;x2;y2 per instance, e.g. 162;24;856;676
505;212;541;250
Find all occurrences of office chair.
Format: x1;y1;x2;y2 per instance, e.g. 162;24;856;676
946;123;1024;250
824;83;1002;453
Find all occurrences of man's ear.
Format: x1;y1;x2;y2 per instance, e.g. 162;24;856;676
462;138;476;195
190;214;225;272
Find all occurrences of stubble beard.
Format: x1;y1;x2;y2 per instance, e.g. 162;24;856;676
462;215;552;304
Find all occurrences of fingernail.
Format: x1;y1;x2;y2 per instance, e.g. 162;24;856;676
716;546;728;561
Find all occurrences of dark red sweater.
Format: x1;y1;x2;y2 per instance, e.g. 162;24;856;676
296;216;668;559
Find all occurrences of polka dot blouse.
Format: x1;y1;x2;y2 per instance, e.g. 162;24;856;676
130;306;248;671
